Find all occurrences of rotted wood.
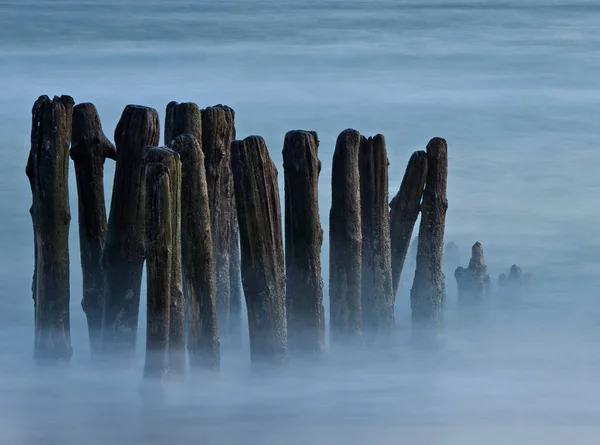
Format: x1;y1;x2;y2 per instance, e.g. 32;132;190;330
70;102;116;355
232;135;287;364
410;138;448;328
282;130;325;357
329;128;363;345
101;105;159;355
26;94;74;362
170;134;219;370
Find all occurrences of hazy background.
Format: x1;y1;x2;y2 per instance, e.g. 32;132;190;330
1;0;600;443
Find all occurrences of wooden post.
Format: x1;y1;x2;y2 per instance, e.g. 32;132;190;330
164;101;202;147
454;242;491;307
145;146;185;375
410;137;448;328
70;103;116;355
499;265;530;297
389;151;428;300
26;94;74;362
359;134;394;343
101;105;159;355
170;134;219;370
201;105;236;339
232;135;287;364
282;130;325;357
144;162;172;379
329;129;363;345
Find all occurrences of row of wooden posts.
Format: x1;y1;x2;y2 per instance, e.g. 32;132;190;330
26;95;448;374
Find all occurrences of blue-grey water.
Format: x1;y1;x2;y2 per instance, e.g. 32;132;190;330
2;1;600;443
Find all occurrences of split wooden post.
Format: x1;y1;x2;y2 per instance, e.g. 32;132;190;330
282;130;325;357
389;151;428;299
410;137;448;328
359;134;394;342
70;103;116;355
454;242;491;307
329;129;363;345
232;135;287;364
164;101;202;147
101;105;159;355
26;94;74;362
170;134;219;370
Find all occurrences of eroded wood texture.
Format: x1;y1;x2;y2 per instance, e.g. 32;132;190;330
232;136;287;364
283;130;324;357
70;102;116;355
26;94;74;362
164;101;202;147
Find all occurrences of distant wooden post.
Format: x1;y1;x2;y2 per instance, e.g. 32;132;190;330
26;94;74;362
410;137;448;328
454;242;491;307
282;130;325;357
359;134;394;342
499;265;530;298
170;134;219;370
101;105;159;355
143;162;172;378
145;146;185;375
232;136;287;364
329;129;363;345
444;241;461;272
389;151;428;299
201;105;236;339
70;103;116;355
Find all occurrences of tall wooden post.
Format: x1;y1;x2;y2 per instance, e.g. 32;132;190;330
329;129;363;345
410;138;448;328
101;105;159;355
232;136;287;364
170;134;219;370
282;130;325;357
70;102;116;355
26;94;74;362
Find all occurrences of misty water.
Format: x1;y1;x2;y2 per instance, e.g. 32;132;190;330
2;0;600;443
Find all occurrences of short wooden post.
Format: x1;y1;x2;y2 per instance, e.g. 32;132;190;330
232;135;287;364
329;129;363;345
410;137;448;328
26;94;74;362
282;130;325;357
170;134;219;370
70;102;116;355
454;242;491;307
101;105;159;355
389;151;428;299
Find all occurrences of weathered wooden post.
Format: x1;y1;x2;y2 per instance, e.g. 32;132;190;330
389;151;428;299
282;130;325;357
164;101;202;147
232;135;287;364
201;105;237;339
101;105;159;355
410;137;448;328
359;134;394;342
70;103;116;355
329;129;363;345
170;134;219;370
499;265;531;298
454;242;491;307
143;162;172;378
145;146;185;375
26;94;74;362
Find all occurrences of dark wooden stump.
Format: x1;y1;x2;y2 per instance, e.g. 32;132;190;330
144;163;172;379
164;101;202;147
232;135;287;364
101;105;159;355
145;146;185;375
329;129;363;345
282;130;325;357
359;134;394;343
389;151;428;300
454;242;491;307
26;94;74;362
70;102;116;355
170;134;219;370
410;137;448;328
201;105;236;340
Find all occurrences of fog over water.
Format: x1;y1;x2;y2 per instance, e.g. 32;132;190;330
2;0;600;443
